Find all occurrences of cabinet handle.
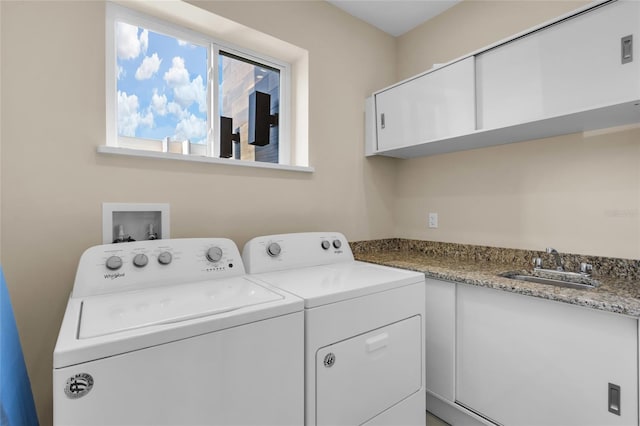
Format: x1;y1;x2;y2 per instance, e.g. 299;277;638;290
608;383;621;416
622;35;633;64
380;113;386;129
365;332;389;352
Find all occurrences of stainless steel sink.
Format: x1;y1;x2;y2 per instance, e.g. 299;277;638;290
500;271;597;290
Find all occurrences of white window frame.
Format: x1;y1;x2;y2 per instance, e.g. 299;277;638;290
105;3;296;169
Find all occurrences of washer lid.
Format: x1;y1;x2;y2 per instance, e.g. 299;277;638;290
253;261;424;308
78;277;283;339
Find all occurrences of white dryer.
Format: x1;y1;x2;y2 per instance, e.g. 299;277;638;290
53;238;303;426
243;232;426;426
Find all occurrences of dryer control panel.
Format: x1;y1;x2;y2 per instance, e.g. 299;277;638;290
72;238;245;297
242;232;354;274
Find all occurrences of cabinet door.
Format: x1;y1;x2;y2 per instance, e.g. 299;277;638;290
425;278;455;402
456;284;638;426
315;316;422;426
375;57;475;152
477;0;640;130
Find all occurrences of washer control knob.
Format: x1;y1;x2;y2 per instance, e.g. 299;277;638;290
267;242;281;257
157;251;172;265
206;246;223;263
332;239;342;249
321;240;331;250
132;253;148;268
105;255;123;271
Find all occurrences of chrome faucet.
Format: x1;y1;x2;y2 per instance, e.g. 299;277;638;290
546;247;564;271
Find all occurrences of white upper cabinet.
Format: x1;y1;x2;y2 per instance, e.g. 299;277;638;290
366;0;640;159
477;0;640;130
374;57;476;153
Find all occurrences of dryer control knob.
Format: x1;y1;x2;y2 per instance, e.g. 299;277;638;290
267;242;281;257
321;240;331;250
157;251;172;265
332;239;342;249
206;246;223;262
132;253;148;268
105;255;123;271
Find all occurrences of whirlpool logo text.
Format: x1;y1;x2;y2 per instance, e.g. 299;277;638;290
104;272;125;280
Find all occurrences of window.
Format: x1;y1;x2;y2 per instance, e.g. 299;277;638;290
219;52;281;163
106;4;288;165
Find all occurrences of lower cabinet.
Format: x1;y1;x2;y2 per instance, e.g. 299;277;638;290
426;279;639;426
425;278;456;402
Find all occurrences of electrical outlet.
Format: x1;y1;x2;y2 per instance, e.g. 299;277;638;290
428;212;438;229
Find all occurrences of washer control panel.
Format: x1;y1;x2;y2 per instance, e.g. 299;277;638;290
242;232;354;274
72;238;245;298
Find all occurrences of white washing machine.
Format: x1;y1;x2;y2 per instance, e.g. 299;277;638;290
243;232;426;426
53;238;304;426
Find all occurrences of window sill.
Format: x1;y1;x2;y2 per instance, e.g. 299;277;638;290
97;146;314;173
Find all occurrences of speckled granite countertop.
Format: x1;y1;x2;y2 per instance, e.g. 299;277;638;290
350;239;640;318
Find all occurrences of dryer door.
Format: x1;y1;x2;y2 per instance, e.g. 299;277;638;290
315;315;422;426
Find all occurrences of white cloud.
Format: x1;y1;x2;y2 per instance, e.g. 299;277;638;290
174;113;207;141
140;110;154;128
116;22;144;60
135;53;162;80
174;75;207;112
117;65;125;80
140;29;149;54
176;40;198;49
167;101;189;120
118;91;139;136
117;91;154;136
163;57;190;87
163;57;207;112
151;90;167;116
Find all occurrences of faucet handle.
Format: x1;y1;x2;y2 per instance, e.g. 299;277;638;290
533;257;542;268
580;262;593;275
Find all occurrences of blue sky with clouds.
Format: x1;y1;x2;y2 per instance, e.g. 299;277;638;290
116;22;208;144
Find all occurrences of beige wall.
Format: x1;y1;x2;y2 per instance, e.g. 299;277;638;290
394;0;640;259
0;1;396;423
397;1;588;80
3;0;640;424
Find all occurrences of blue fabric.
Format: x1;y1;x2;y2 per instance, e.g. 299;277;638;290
0;266;39;426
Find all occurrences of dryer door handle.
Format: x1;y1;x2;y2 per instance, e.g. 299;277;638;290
365;332;389;353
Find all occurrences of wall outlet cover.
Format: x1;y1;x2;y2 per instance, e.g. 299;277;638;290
428;212;438;229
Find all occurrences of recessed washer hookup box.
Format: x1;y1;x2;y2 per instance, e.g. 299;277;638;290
102;203;170;244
